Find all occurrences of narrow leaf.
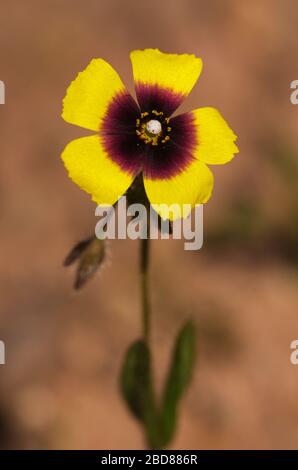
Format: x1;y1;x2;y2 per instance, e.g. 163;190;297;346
160;321;196;445
120;340;151;421
120;339;161;448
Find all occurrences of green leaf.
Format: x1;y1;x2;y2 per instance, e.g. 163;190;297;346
160;321;196;446
120;340;151;421
120;339;161;448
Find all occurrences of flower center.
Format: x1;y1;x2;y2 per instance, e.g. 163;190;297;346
145;119;162;136
136;110;172;146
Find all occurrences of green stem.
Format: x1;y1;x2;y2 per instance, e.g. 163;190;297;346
140;237;150;342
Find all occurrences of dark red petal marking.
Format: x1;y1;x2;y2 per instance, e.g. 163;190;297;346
101;91;143;176
142;112;197;180
135;82;184;116
101;91;197;181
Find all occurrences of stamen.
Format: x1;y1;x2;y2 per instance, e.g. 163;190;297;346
135;110;171;146
152;110;164;116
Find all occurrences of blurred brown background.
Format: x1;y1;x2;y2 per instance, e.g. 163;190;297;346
0;0;298;450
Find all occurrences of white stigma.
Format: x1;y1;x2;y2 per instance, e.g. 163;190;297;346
146;119;162;135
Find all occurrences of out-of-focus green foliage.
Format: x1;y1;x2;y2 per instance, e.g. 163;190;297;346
120;322;196;449
160;321;196;446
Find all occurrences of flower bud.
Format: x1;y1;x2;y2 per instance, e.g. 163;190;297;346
64;237;105;290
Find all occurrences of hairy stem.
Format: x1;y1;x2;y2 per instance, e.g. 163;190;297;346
140;237;150;342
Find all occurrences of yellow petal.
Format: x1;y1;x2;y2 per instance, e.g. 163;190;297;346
130;49;202;112
144;160;213;221
62;59;127;132
61;135;133;205
191;107;238;164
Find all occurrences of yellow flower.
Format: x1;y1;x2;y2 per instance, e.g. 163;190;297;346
61;49;238;220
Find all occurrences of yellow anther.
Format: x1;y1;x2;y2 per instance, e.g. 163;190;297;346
152;109;163;116
167;127;172;132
